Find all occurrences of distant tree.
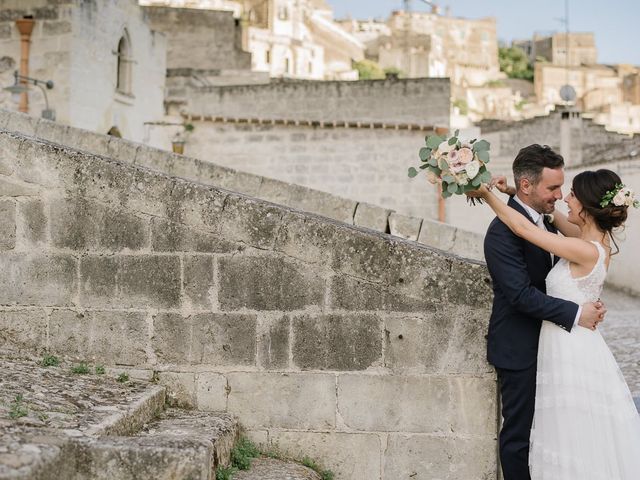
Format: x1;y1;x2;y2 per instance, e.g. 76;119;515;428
499;47;534;81
383;66;406;79
353;60;386;80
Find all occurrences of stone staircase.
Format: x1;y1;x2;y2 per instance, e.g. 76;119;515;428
0;356;318;480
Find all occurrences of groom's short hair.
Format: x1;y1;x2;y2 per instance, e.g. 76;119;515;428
513;144;564;189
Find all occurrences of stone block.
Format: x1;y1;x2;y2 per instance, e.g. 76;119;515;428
0;253;77;306
150;218;236;253
0;309;47;353
157;371;196;408
257;315;290;370
0;198;16;250
42;20;71;35
285;184;356;224
353;202;392;232
0;176;41;196
196;372;228;411
292;314;382;371
267;431;381;480
16;198;47;245
450;226;485;261
50;197;148;251
152;313;257;366
66;128;110;158
449;376;498;435
418;218;456;251
106;136;139;164
218;195;282;250
227;372;335;430
0;23;11;39
14;139;62;187
183;256;214;309
80;255;181;309
49;310;147;365
218;256;325;311
388;212;422;241
5;112;38;136
383;434;497;480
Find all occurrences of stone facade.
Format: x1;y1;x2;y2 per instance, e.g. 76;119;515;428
0;0;166;142
0;122;497;480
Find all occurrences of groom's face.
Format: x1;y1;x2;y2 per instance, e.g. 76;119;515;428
528;167;565;214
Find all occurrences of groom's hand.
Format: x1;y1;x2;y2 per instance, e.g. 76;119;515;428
578;301;607;330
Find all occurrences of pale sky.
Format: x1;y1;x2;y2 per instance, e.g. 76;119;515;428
326;0;640;66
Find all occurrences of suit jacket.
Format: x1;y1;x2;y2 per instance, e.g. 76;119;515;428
484;196;579;370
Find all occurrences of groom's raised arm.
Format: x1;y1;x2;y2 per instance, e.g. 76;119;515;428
485;221;578;332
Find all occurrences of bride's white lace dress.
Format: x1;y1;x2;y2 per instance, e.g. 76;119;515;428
530;241;640;479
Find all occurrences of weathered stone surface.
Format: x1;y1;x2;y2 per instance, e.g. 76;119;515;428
152;313;256;366
0;23;11;39
353;202;392;232
150;217;236;253
389;212;422;241
292;314;381;371
80;255;181;309
196;372;228;411
418;218;456;251
0;175;41;196
227;372;335;430
106;136;140;164
234;457;322;480
0;253;77;306
450;226;485;260
0;198;16;250
14;139;61;186
383;434;497;480
49;310;148;365
218;256;325;311
257;315;289;370
219;195;282;250
16;198;47;245
0;309;47;353
42;20;71;35
157;371;196;408
183;255;214;308
266;430;381;480
50;197;148;251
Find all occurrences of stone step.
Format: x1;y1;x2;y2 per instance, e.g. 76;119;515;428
77;409;238;480
233;458;322;480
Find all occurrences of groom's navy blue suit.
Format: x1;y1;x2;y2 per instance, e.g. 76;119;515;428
484;197;579;480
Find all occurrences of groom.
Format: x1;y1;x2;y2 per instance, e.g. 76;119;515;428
483;144;605;480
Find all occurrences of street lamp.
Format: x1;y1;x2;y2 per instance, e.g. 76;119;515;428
3;70;55;120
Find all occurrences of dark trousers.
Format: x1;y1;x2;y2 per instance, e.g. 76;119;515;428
496;364;537;480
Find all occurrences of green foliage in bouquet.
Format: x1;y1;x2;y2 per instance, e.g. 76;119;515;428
408;129;492;201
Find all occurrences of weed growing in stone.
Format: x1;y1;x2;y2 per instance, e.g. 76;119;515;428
9;395;28;419
302;456;334;480
95;365;105;375
41;354;60;367
231;437;260;470
215;466;237;480
117;373;129;383
71;362;90;374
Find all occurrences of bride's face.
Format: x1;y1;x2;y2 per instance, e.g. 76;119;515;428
564;189;585;225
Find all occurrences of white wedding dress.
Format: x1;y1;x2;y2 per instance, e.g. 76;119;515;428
530;241;640;479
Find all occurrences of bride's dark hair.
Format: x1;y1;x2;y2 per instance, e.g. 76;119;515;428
572;169;628;254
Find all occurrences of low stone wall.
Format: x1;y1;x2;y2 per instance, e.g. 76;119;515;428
0;128;497;479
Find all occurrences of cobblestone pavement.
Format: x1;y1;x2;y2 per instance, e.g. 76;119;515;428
599;287;640;399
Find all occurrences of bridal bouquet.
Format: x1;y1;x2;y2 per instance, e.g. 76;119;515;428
408;130;492;200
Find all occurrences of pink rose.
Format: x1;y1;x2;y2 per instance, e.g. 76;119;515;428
447;148;470;173
458;147;473;165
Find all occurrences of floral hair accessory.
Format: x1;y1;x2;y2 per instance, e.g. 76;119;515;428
600;184;640;209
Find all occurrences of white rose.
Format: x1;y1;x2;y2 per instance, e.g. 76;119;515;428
613;190;627;207
437;140;452;156
465;160;481;179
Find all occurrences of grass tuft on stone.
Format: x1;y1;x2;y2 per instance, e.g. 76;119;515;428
95;365;106;375
71;362;90;374
215;466;237;480
301;456;334;480
41;354;60;367
117;372;129;383
231;436;260;470
9;395;28;419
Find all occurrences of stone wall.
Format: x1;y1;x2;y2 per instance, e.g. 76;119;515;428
0;123;497;479
143;5;251;71
180;77;451;127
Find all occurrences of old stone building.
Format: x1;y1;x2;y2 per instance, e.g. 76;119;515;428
514;32;598;67
0;0;166;142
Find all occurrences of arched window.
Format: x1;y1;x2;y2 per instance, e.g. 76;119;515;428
116;31;132;94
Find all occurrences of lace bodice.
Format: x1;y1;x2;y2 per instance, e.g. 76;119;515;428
545;241;607;305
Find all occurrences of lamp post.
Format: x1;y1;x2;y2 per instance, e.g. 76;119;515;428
3;70;55;120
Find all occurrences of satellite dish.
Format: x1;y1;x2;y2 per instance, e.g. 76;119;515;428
559;85;576;102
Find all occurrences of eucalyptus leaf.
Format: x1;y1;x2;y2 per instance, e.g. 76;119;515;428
428;157;439;167
473;140;490;152
429;166;442;176
426;135;443;149
447;182;459;194
470;138;477;144
454;129;460;137
476;150;490;163
448;136;458;145
439;158;449;170
456;185;465;195
419;164;430;170
480;171;492;183
419;147;432;161
442;188;453;198
472;176;482;187
408;167;418;178
442;174;455;184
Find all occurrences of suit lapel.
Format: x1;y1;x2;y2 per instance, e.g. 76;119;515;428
507;197;553;270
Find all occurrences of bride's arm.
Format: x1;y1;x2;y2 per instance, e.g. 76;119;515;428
491;175;581;238
477;186;598;267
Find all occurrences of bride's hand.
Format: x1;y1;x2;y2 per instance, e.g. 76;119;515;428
466;183;490;200
490;175;516;196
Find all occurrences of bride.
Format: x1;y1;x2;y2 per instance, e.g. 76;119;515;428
474;169;640;479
